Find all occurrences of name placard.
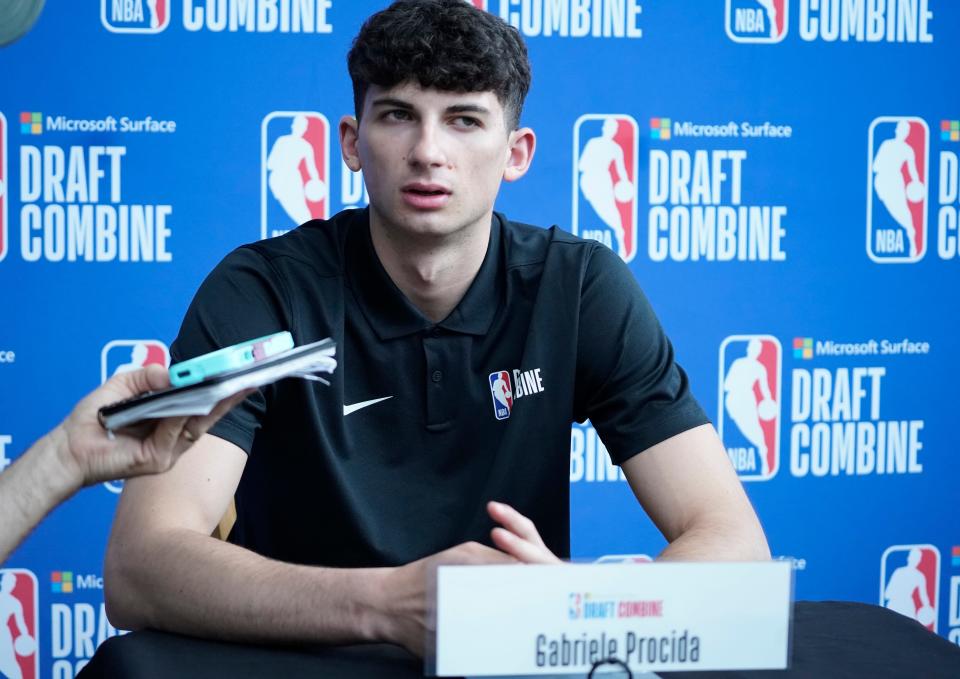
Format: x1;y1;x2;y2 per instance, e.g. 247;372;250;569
432;561;792;676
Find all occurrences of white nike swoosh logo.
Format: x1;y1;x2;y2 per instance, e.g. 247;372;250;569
343;396;393;416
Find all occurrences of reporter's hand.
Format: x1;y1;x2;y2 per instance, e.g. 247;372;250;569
382;541;517;657
50;364;250;488
487;501;562;564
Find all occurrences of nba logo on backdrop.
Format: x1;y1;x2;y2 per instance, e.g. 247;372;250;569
0;568;39;679
261;111;329;240
100;339;169;384
867;117;929;262
101;0;170;33
880;545;939;632
488;371;513;420
0;112;6;262
725;0;788;43
572;114;638;262
718;335;782;481
466;0;488;8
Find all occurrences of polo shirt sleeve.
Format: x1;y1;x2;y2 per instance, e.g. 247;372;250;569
574;245;710;465
169;246;291;455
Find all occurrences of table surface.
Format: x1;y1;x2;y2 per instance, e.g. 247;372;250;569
78;601;960;679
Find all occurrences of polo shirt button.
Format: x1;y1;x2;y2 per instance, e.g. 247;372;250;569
431;370;443;383
429;326;442;337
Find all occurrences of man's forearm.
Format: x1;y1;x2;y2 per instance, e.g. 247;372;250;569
657;518;771;562
105;529;394;644
0;428;81;563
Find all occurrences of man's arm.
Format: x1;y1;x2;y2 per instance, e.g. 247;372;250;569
0;366;246;564
621;424;770;561
104;435;514;654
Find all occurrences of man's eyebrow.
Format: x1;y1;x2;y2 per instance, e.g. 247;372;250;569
370;97;415;109
446;104;490;115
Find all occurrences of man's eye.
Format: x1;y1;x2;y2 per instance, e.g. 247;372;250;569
453;116;481;128
385;110;412;121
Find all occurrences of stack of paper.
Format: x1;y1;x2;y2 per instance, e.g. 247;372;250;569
98;338;337;431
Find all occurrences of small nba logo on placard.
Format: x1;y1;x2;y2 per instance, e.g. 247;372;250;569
262;111;330;240
0;112;7;262
867;117;929;262
718;335;782;481
881;544;940;631
101;0;170;33
101;339;169;384
573;114;639;262
0;568;39;679
488;371;513;420
725;0;788;43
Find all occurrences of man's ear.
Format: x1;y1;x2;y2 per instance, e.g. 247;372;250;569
503;127;536;182
339;115;362;172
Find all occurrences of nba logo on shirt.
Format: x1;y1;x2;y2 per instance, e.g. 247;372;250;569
0;568;39;679
867;117;929;263
573;114;639;263
725;0;788;43
488;371;513;420
101;0;170;33
717;335;781;481
100;339;169;384
261;111;330;240
0;111;7;262
880;544;940;632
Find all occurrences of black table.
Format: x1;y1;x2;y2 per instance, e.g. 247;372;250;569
79;601;960;678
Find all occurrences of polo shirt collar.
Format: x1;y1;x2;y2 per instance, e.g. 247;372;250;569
346;209;503;340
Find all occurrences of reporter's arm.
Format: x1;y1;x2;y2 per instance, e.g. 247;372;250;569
0;428;79;563
0;365;245;564
621;423;770;562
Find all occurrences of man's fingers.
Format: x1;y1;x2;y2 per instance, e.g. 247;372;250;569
487;501;544;546
489;528;557;564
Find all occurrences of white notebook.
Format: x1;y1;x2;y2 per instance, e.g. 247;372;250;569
98;338;337;431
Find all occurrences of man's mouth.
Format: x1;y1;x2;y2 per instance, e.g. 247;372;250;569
402;183;451;196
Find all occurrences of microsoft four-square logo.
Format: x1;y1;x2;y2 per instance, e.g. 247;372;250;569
650;117;670;140
51;571;73;593
21;112;42;135
793;337;813;359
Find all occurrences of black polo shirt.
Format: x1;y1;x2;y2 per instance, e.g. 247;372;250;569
169;208;708;567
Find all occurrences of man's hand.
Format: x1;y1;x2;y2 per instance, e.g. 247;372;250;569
51;364;250;489
487;501;562;564
380;541;517;657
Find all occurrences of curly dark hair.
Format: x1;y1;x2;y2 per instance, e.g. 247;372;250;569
347;0;532;130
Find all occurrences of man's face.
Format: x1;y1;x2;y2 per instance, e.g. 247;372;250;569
342;82;532;240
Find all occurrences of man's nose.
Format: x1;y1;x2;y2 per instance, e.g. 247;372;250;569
408;121;448;168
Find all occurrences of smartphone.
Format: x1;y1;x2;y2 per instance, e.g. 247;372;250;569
169;331;294;387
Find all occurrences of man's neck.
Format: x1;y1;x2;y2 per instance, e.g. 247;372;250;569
368;209;492;324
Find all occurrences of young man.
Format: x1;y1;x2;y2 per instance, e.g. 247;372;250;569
105;0;769;657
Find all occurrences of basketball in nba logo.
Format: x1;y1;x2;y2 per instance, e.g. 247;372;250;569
0;111;7;263
880;544;940;631
573;114;638;262
101;0;170;33
725;0;788;43
717;335;781;481
488;371;514;420
867;117;929;262
261;111;329;240
0;568;39;679
100;339;169;384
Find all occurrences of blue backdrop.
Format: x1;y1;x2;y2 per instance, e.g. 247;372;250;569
1;1;958;675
